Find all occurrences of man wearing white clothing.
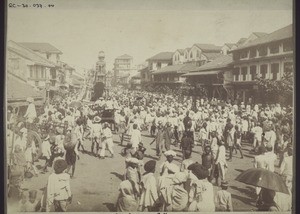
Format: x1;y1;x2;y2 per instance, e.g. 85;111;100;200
215;140;227;185
130;124;142;152
100;123;114;159
280;147;293;193
251;123;263;151
24;97;37;124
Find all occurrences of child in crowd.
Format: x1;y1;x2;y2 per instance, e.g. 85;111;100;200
215;181;233;211
233;125;244;159
202;146;214;181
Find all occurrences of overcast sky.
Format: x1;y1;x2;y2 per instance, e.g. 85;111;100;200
7;0;293;73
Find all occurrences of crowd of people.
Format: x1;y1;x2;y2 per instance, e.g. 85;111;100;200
6;88;293;212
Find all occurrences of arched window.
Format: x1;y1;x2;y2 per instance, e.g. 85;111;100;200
190;51;193;58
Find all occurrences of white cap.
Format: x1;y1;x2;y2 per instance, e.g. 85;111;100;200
164;150;177;157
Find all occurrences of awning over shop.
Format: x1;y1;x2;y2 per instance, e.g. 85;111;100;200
182;70;222;77
7;73;44;105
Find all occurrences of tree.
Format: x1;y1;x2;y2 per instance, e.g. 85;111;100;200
255;63;293;104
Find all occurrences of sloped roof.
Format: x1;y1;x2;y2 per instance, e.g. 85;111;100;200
138;66;149;72
131;73;141;79
184;48;191;52
190;54;233;72
7;73;43;101
253;32;268;38
236;38;247;46
232;24;293;51
176;49;184;55
193;44;222;52
224;43;237;48
202;52;224;60
116;54;133;59
18;42;62;54
152;63;199;75
58;61;75;70
8;41;56;67
147;52;173;61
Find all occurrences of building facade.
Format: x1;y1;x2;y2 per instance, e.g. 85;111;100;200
152;44;223;86
183;54;233;99
18;42;62;64
140;52;173;87
7;41;56;89
172;49;185;65
229;24;293;103
113;54;134;86
221;43;237;55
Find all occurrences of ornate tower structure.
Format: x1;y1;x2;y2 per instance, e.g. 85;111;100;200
95;51;106;83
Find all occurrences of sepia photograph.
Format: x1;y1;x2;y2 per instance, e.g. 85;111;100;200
5;0;294;213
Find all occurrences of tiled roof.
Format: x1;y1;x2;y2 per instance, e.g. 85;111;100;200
8;40;56;67
152;63;199;75
190;54;233;72
7;73;43;101
202;52;224;60
232;24;293;51
18;42;62;54
193;44;222;52
147;52;174;61
116;54;133;59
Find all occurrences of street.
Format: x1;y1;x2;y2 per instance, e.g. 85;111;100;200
8;130;275;212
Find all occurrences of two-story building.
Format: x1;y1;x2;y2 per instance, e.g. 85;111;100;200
18;42;63;89
140;52;173;86
152;63;199;88
7;40;57;89
147;52;173;71
185;44;223;66
229;24;293;103
153;44;223;85
183;54;233;100
18;42;62;63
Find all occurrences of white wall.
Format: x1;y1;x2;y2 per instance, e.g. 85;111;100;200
189;46;202;61
222;46;230;55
